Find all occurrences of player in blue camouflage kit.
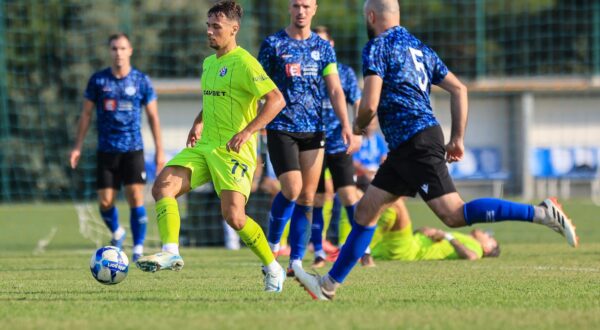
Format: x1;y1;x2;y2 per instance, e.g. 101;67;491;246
70;33;165;262
295;0;578;301
309;26;368;268
258;0;358;275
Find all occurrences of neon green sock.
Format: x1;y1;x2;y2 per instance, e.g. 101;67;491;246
238;217;274;266
155;197;180;244
338;207;351;245
322;199;333;236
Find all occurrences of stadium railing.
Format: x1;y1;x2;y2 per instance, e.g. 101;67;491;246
531;146;600;204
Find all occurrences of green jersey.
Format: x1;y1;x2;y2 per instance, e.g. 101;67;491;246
371;223;484;261
415;231;483;260
199;46;276;164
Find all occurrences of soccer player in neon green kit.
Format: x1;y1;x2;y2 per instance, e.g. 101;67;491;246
136;1;288;293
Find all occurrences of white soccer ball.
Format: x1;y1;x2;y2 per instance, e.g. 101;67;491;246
90;246;129;285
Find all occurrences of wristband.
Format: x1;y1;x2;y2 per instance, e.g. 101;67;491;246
444;232;455;241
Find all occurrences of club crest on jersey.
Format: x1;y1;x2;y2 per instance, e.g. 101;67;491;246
311;50;320;61
219;67;228;77
285;63;302;77
104;99;117;111
125;86;136;96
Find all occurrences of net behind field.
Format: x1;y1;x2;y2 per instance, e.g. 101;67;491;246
1;0;599;202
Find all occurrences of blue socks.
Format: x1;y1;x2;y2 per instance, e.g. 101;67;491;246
100;206;119;232
267;192;295;244
289;203;312;261
345;204;356;227
464;198;534;225
310;206;324;252
130;206;147;246
329;223;376;284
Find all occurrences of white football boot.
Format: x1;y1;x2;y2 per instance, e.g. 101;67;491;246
135;251;184;272
539;197;578;247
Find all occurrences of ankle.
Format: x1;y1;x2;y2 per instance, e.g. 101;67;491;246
532;205;547;223
322;274;340;292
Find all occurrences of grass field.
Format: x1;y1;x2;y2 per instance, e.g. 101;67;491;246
1;199;599;329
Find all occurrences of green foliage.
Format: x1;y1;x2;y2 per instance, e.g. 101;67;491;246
0;0;598;201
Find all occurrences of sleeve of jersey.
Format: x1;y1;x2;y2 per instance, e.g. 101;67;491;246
344;68;361;104
142;75;158;105
257;40;274;77
83;75;97;102
454;233;484;259
244;58;277;98
362;40;386;78
430;48;449;85
321;42;338;77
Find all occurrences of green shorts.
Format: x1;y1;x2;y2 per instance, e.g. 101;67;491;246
166;143;255;200
371;223;421;261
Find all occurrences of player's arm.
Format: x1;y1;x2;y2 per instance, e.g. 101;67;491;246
69;99;95;169
354;75;383;135
324;73;358;154
445;234;480;260
426;228;480;260
144;99;165;173
187;111;204;148
226;88;285;153
436;71;468;163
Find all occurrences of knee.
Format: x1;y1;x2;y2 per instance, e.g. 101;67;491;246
152;179;177;201
280;185;300;201
151;182;163;201
437;208;466;228
222;208;246;231
353;203;377;227
296;192;315;206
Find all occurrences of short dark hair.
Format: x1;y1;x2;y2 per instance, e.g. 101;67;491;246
313;25;331;39
485;242;501;258
208;1;243;23
107;32;131;46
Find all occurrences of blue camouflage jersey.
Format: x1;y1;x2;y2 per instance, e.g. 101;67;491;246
259;30;337;133
84;67;157;152
362;26;448;150
321;63;361;154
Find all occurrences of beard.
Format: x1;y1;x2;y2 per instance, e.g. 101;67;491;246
366;21;376;40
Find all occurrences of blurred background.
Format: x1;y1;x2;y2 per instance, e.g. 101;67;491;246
0;0;599;247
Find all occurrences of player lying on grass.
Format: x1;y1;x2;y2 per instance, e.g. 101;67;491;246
294;0;578;301
370;199;499;261
135;1;288;293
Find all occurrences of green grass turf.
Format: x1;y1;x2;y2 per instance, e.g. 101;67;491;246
1;200;599;329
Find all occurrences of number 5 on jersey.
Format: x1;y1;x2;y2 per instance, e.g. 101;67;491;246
409;47;428;92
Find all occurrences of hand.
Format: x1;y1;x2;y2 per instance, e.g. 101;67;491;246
186;125;202;148
226;130;252;153
430;229;447;242
69;148;81;169
155;150;166;174
342;126;358;154
445;138;464;163
348;134;362;155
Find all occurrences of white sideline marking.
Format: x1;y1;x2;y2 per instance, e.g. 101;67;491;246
32;227;58;255
471;265;600;273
